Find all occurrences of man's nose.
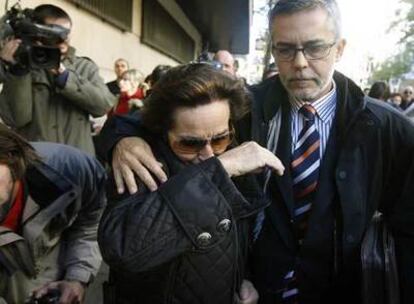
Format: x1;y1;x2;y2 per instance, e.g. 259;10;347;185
293;49;309;70
198;144;215;161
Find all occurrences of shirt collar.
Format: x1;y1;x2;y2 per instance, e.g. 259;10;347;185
291;81;337;122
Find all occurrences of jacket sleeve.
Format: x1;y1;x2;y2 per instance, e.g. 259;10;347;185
0;74;33;128
56;60;114;117
98;157;249;274
34;143;108;284
63;152;107;283
95;113;144;162
382;114;414;304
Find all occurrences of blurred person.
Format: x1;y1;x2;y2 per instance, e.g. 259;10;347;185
402;86;414;121
401;85;414;110
214;50;237;76
262;62;279;80
0;124;106;304
367;81;390;101
109;69;146;116
389;92;402;109
0;4;114;155
106;58;129;96
98;0;414;303
98;64;284;304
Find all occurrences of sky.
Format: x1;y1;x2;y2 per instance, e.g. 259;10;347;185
251;0;407;85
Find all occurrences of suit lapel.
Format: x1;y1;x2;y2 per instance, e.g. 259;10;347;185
260;78;296;249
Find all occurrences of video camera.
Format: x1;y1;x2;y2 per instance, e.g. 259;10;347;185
25;289;60;304
195;50;223;71
0;2;70;74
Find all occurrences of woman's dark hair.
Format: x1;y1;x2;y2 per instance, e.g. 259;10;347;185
149;65;172;86
0;124;40;180
141;64;250;134
368;81;390;101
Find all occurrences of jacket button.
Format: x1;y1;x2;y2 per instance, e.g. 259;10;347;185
338;170;347;180
196;232;212;247
217;219;231;233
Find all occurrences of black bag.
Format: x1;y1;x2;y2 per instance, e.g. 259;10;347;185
361;211;400;304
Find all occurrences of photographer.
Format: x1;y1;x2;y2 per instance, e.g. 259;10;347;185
0;4;114;155
0;124;106;304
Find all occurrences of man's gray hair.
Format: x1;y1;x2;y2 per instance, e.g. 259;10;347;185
269;0;342;39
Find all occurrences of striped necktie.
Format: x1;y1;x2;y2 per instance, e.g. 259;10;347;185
291;104;320;238
280;104;321;303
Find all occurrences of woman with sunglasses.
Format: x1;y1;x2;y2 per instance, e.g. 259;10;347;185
98;64;284;304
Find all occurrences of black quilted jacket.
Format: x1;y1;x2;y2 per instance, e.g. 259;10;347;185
98;139;268;304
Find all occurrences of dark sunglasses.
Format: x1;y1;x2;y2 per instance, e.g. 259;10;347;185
170;129;234;155
404;90;413;94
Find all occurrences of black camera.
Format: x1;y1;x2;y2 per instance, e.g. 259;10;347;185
0;3;69;74
25;289;61;304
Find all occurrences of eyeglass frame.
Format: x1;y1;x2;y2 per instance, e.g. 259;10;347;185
272;41;338;62
403;90;413;95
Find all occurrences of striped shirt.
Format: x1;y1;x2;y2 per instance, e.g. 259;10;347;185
290;82;337;158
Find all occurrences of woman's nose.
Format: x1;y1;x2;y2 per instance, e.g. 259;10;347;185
198;143;215;160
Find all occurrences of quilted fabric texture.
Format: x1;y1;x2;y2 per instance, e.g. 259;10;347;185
99;142;267;304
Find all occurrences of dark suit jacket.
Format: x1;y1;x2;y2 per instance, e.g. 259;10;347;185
106;80;120;96
237;72;414;304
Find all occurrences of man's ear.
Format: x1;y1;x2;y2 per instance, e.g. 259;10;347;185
335;39;346;62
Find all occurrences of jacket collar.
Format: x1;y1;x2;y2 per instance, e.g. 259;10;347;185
62;46;77;65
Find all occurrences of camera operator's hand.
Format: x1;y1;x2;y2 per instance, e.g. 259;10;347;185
31;280;85;304
0;38;21;64
50;63;66;75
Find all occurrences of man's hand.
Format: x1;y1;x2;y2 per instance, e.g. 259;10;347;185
236;280;259;304
50;63;66;75
218;141;285;177
0;38;21;64
112;137;167;194
31;280;85;304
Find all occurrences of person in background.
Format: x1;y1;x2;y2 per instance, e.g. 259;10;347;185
99;64;284;304
0;4;114;155
0;124;106;304
389;92;403;109
367;81;390;101
402;85;414;121
214;50;237;76
262;62;279;80
401;85;414;110
106;58;129;96
108;69;146;117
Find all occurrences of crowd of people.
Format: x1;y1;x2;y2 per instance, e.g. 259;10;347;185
0;1;413;304
365;81;414;121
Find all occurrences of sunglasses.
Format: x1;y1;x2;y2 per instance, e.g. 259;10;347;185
404;91;413;94
169;129;234;155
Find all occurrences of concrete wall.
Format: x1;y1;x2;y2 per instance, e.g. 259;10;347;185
0;0;202;81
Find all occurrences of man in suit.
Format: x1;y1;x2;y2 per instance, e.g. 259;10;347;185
98;1;414;303
106;58;130;96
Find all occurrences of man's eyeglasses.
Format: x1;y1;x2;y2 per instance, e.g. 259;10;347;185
273;42;337;62
170;129;234;155
404;90;413;95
